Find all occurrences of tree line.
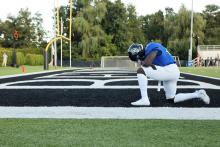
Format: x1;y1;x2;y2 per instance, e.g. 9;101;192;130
0;8;46;49
0;0;219;60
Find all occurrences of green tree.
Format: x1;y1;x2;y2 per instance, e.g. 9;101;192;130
102;0;128;55
0;15;17;48
0;8;46;49
202;4;220;44
126;4;145;45
57;1;217;61
16;8;36;48
141;10;164;43
73;0;115;59
163;7;176;46
167;5;205;60
33;12;46;48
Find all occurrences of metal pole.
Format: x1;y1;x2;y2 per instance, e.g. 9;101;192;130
53;0;57;68
44;50;48;70
54;42;57;68
12;41;17;67
69;0;72;68
55;0;61;68
56;0;60;36
188;0;194;63
61;17;63;67
70;39;71;67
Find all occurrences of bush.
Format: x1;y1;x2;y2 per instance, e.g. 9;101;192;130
25;54;44;65
16;52;25;65
0;48;43;66
17;48;43;55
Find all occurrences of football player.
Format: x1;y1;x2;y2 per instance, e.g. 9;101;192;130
128;42;210;106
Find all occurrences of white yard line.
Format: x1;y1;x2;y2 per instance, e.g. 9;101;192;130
77;68;135;72
0;107;219;120
0;78;219;90
35;76;137;79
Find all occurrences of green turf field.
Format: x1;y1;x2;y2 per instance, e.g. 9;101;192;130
0;66;65;76
0;119;219;147
180;67;220;78
1;66;220;78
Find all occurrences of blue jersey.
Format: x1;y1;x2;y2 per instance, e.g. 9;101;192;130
144;42;175;66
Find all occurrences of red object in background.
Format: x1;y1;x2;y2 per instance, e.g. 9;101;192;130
13;30;19;40
21;65;24;73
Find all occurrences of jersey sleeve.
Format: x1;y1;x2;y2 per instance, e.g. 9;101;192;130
152;48;162;56
145;43;162;56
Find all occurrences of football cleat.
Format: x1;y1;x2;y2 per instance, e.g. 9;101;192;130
198;89;210;104
131;98;150;106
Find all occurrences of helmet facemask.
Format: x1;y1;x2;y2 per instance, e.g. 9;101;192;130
128;43;145;62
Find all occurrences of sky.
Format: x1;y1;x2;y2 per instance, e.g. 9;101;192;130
0;0;219;38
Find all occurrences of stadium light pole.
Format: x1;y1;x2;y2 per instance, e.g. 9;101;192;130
188;0;194;64
60;17;63;67
69;0;72;68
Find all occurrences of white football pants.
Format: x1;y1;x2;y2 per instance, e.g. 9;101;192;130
142;64;180;99
140;64;203;103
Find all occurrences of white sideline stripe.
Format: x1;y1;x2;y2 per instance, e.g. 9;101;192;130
0;107;220;120
34;71;135;79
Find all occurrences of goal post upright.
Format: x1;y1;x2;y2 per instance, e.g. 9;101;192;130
44;0;73;70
